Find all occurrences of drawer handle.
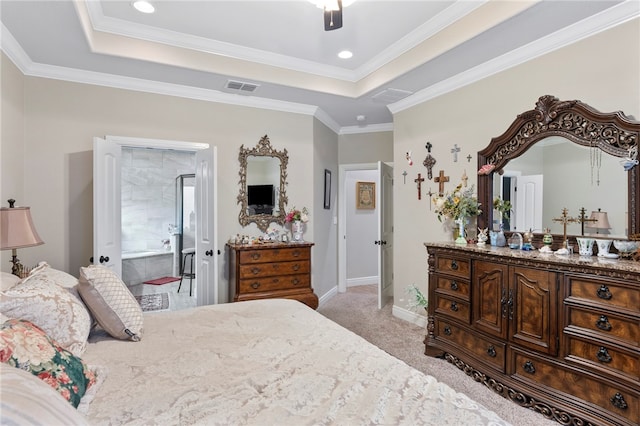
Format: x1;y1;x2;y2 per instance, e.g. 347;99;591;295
450;260;458;271
443;326;452;336
450;301;459;312
251;282;260;289
610;393;628;410
292;250;301;257
292;278;300;285
292;264;301;271
251;267;261;275
487;345;496;358
450;280;459;291
251;253;261;260
596;347;612;363
596;285;612;300
523;361;536;374
595;315;612;331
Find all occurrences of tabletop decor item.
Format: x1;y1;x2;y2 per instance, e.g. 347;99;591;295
285;206;309;242
433;183;481;243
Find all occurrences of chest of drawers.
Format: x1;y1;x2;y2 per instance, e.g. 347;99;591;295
425;243;640;426
227;242;318;309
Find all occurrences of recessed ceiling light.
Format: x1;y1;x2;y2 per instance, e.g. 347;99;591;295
338;50;353;59
132;1;155;14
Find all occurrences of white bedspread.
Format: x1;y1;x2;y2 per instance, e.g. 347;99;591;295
82;299;509;425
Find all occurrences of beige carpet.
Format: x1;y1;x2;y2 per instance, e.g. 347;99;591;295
318;285;556;426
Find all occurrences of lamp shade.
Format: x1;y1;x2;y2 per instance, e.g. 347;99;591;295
0;207;44;250
587;210;611;232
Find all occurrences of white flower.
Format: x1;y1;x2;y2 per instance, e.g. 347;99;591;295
300;213;309;223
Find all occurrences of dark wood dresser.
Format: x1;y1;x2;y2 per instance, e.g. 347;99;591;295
227;242;318;309
425;242;639;426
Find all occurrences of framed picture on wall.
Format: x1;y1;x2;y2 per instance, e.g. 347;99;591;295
356;181;375;209
324;169;331;209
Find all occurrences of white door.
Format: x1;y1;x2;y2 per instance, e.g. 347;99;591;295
515;174;543;232
93;137;122;276
195;147;218;306
377;161;393;309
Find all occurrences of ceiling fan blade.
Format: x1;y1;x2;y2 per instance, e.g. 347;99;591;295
324;0;343;31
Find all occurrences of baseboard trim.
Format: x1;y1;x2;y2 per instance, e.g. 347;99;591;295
346;276;377;287
392;305;427;328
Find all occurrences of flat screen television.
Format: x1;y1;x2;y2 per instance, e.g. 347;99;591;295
247;184;274;207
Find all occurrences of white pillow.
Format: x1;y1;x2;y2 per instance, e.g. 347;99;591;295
1;271;20;291
78;265;144;341
0;274;92;356
0;364;89;426
29;261;81;299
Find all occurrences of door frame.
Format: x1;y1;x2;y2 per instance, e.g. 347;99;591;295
338;162;378;294
95;136;215;305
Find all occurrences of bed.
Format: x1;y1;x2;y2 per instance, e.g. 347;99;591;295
1;265;510;425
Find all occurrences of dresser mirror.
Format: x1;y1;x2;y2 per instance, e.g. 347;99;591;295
238;135;289;232
477;95;639;244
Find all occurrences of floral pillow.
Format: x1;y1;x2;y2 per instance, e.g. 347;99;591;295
0;319;96;408
29;261;81;300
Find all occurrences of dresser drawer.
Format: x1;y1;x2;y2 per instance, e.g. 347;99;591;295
567;306;638;348
436;276;469;298
437;320;505;371
567;276;639;313
239;274;310;294
566;336;639;382
513;350;639;425
239;247;310;264
436;256;470;279
239;260;310;279
434;294;470;323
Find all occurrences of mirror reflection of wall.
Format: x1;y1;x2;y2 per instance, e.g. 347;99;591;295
498;137;627;237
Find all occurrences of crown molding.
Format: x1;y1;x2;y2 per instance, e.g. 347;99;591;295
340;123;393;135
389;0;640;115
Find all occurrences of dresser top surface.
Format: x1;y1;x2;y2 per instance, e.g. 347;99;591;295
425;242;640;276
226;242;314;251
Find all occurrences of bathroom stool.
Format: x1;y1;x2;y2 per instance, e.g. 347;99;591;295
178;248;195;296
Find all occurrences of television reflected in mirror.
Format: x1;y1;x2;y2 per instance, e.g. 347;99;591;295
247;184;274;215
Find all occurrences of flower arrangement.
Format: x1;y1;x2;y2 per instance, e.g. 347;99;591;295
433;183;481;222
493;197;513;220
406;284;428;312
285;206;309;223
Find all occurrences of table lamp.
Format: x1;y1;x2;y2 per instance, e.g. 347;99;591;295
0;199;44;277
586;208;611;235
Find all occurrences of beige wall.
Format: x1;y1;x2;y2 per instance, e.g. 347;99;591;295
392;19;640;309
0;57;26;269
339;131;393;164
1;66;325;303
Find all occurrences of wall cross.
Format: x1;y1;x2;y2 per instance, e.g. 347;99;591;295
451;144;461;162
414;173;425;200
434;170;450;195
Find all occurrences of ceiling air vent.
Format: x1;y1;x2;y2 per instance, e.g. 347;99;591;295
371;88;413;104
225;80;260;94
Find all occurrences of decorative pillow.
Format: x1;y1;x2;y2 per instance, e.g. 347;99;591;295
0;364;89;425
78;265;143;341
29;261;81;299
0;274;92;356
0;319;96;408
1;271;21;291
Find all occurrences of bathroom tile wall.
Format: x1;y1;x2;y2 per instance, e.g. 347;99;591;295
121;148;196;253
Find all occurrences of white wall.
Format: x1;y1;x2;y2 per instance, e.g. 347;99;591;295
345;169;378;284
392;18;640;309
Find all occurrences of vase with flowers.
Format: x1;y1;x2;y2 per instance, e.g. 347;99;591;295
492;197;512;247
433;183;482;244
285;206;309;242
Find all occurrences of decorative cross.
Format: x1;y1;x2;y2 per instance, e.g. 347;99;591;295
426;188;434;210
552;208;579;248
414;173;425;200
434;170;450;195
451;144;461;162
461;170;468;187
402;170;408;184
577;206;597;236
467;154;472;162
423;154;436;180
425;142;433;153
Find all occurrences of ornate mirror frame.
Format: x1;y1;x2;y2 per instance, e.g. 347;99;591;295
477;95;639;243
237;135;289;232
